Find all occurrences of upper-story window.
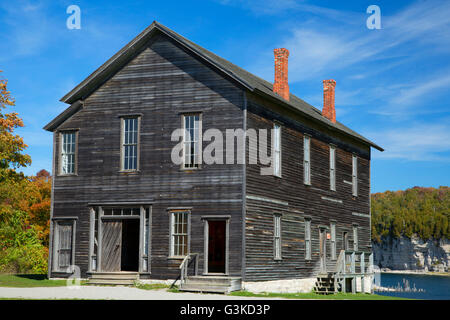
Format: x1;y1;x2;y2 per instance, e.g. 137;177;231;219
330;145;336;191
121;117;140;171
303;135;311;185
60;131;77;175
352;154;358;196
182;114;201;169
273;123;281;177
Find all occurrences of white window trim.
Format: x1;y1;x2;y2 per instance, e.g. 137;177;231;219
120;116;141;172
303;135;311;185
59;131;78;176
305;218;311;260
352;155;358;196
182;113;202;170
273;214;282;260
169;210;191;259
273;123;282;177
330;145;336;191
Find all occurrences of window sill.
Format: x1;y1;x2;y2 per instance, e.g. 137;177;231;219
119;170;140;174
57;173;77;177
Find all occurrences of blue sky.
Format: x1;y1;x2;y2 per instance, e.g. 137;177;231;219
1;0;449;193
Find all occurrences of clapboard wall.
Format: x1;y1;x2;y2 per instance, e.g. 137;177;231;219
50;32;245;279
244;93;372;281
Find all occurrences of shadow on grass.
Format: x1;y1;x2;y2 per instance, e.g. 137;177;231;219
14;274;48;281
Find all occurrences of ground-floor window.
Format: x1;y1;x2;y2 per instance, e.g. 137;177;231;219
169;210;190;258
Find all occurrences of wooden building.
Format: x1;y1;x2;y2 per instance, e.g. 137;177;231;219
44;22;383;292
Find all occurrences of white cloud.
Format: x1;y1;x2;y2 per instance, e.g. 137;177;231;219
367;121;450;161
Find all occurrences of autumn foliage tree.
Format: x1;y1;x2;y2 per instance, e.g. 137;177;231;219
0;71;49;273
0;70;31;181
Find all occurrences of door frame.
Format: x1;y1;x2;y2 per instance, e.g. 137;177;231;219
51;217;77;273
202;216;230;275
319;226;328;274
94;206;147;273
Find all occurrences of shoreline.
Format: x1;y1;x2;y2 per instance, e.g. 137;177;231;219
380;270;449;276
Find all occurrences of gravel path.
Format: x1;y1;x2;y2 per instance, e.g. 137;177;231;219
0;286;276;300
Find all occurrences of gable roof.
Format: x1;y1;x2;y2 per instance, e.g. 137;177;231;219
45;21;383;152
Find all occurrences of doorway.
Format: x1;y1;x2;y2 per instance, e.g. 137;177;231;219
206;220;227;274
101;219;139;272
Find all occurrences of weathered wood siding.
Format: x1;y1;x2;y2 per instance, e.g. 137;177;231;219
50;32;245;279
244;94;371;281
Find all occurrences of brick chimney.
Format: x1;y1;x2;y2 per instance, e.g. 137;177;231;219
322;79;336;123
273;48;290;101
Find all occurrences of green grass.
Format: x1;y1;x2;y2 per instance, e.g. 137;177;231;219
229;290;411;300
134;282;172;290
0;274;70;288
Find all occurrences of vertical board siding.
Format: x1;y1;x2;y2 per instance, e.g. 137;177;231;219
50;33;244;279
244;98;371;281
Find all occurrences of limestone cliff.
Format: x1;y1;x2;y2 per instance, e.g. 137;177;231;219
372;235;449;272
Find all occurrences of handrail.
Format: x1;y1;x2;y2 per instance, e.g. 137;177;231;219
170;253;199;289
333;249;373;293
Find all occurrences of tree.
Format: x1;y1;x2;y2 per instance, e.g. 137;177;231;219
0;70;32;182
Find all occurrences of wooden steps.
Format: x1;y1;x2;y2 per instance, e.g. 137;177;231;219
87;272;139;286
313;275;339;295
179;276;242;294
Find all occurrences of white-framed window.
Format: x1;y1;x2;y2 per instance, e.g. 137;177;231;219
170;210;190;257
182;114;201;169
352;155;358;196
273;214;282;260
273;123;281;177
305;218;311;260
303;135;311;185
121;117;139;171
330;222;336;260
60;131;76;175
330;145;336;191
353;225;359;251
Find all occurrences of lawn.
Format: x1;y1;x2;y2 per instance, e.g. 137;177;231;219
229;290;411;300
0;274;69;288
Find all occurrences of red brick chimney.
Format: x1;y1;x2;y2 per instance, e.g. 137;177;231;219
273;48;290;101
322;79;336;123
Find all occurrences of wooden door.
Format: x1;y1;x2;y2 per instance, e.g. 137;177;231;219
57;222;73;271
319;228;327;274
101;220;122;272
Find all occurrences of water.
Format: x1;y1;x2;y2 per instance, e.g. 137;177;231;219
375;273;450;300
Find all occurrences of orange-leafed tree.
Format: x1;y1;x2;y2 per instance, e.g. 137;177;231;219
0;70;32;182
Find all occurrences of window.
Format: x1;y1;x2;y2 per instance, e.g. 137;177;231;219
353;225;358;251
52;219;76;273
330;222;336;260
60;131;76;174
273;214;282;260
273;123;281;176
170;211;190;257
121;117;139;171
305;218;311;260
330;146;336;191
303;136;311;185
352;155;358;196
183;114;201;169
